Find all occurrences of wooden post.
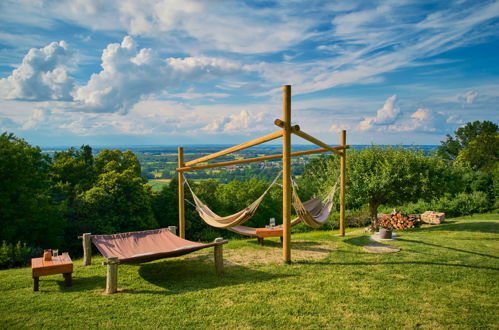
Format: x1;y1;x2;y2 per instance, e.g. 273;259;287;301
340;130;346;237
214;237;224;274
178;147;185;239
104;257;119;294
82;233;92;266
282;85;292;263
167;226;177;235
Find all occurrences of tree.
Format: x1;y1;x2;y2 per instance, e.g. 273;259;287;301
456;133;498;171
0;132;64;248
305;146;464;225
437;121;498;160
50;145;96;201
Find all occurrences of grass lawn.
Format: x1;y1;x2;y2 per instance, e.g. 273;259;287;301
1;216;498;328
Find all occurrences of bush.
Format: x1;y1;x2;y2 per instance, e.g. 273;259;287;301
382;191;491;219
0;241;31;269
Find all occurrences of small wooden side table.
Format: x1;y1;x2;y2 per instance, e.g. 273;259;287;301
255;227;283;246
31;254;73;291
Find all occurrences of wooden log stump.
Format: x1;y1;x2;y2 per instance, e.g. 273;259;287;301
167;226;177;235
80;233;92;266
103;257;119;294
214;238;224;274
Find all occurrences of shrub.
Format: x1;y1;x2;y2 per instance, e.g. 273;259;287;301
0;241;31;269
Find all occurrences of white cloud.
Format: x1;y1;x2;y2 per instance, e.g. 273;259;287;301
359;95;400;131
0;41;75;101
72;36;248;113
202;109;266;134
459;91;479;104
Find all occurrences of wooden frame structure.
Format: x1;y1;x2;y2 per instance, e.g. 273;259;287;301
176;85;348;263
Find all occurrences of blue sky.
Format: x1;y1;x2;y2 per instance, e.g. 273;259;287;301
0;0;498;147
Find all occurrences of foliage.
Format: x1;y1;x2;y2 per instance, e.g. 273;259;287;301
456;133;498;171
381;191;490;218
0;241;30;269
0;132;65;249
437;120;498;160
303;146;464;225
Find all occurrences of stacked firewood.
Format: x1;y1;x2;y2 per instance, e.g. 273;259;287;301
376;209;421;229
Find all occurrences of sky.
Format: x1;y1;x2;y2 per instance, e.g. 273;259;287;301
0;0;498;148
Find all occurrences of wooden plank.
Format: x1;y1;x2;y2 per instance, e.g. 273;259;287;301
282;85;292;263
340;130;346;236
293;130;342;156
176;146;349;172
184;130;283;166
178;147;185;238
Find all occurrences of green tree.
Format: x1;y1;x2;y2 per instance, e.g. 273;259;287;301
305;146;464;225
0;132;64;248
437;121;498;160
50;145;96;200
456;133;498;171
78;167;157;235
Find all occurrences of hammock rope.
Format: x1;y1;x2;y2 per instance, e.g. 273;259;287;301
184;171;282;229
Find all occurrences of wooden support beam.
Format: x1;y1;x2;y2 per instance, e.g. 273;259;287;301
81;233;92;266
214;237;225;274
178;147;185;239
184;130;283;166
293;129;342;156
282;85;292;263
340;130;346;237
104;257;119;295
176;146;350;172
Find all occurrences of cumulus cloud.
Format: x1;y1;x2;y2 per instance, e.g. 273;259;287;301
72;36;248;113
202;110;265;134
0;41;75;101
21;108;51;130
358;95;400;131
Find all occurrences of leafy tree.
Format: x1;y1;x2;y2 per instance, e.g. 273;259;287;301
0;132;64;248
456;133;498;171
78;168;157;234
304;146;464;225
50;145;96;201
437;121;498;160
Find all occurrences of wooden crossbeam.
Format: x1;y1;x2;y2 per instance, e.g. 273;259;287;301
176;146;349;172
184;130;284;166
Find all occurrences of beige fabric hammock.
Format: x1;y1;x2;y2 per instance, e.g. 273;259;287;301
185;172;282;229
291;174;340;228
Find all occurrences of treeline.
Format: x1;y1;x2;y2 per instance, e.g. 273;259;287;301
0;132;283;267
1;120;497;267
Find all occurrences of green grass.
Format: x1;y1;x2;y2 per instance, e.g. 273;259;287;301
1;216;498;329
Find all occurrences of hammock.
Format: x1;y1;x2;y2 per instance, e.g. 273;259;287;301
291;174;340;228
185;171;282;229
91;228;226;264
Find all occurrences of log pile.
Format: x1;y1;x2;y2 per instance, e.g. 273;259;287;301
376;209;421;229
421;211;445;225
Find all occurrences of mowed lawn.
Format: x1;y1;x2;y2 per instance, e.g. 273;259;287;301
1;216;498;329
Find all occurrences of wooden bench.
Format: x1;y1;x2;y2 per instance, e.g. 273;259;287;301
255;227;283;246
31;254;73;291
